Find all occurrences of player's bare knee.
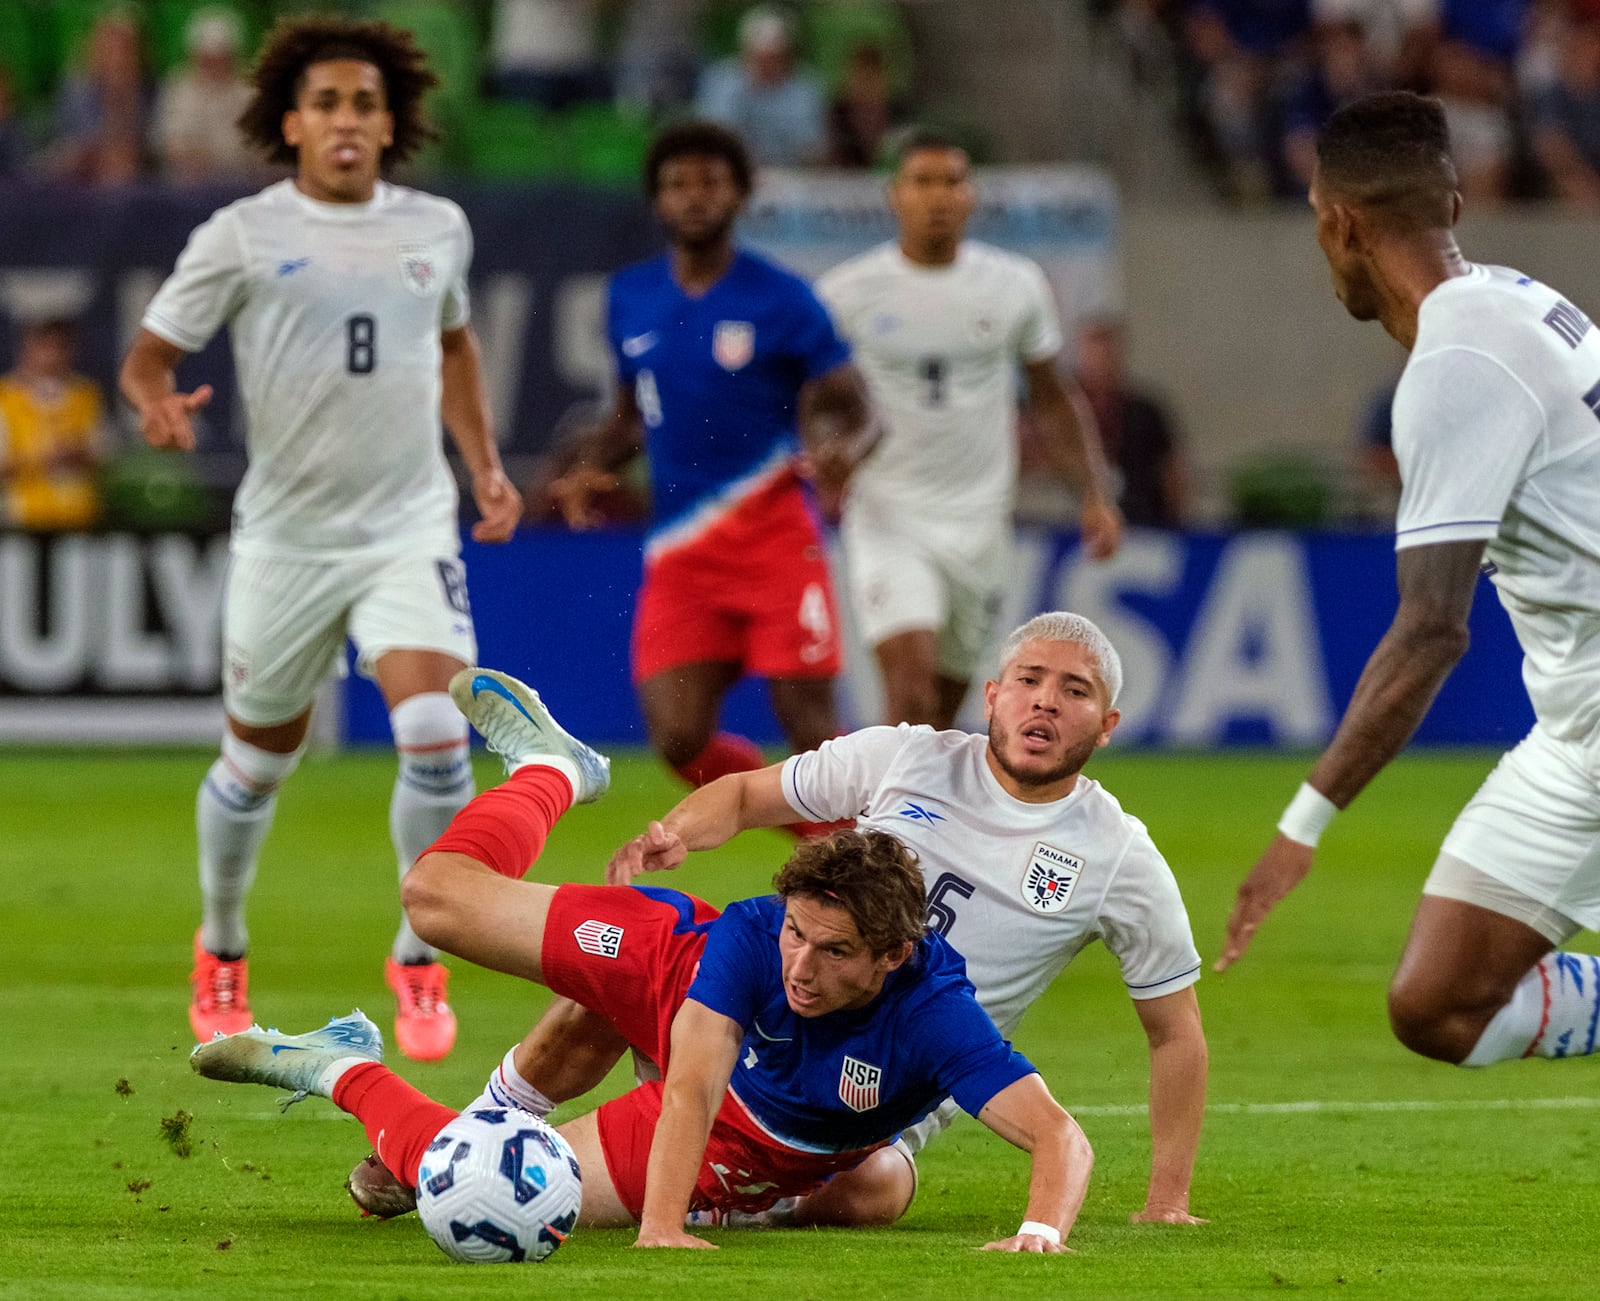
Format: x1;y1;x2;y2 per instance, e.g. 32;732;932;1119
399;854;453;943
1386;981;1473;1063
645;715;715;769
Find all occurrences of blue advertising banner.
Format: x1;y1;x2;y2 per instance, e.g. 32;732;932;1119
339;526;1533;750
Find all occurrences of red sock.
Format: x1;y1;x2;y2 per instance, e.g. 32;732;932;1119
419;765;574;879
333;1062;457;1187
672;732;764;788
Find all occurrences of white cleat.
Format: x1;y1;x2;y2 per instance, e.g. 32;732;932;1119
189;1010;383;1111
448;667;611;802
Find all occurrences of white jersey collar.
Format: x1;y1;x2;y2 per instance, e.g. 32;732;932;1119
282;177;394;222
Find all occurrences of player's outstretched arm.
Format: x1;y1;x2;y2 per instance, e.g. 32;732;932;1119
1216;538;1486;971
797;361;877;503
119;329;211;452
540;386;645;529
439;325;523;542
1024;357;1122;560
606;764;798;884
634;1000;743;1248
975;1075;1092;1253
1131;987;1209;1225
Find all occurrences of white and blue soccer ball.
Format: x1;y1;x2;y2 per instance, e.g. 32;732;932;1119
415;1107;583;1264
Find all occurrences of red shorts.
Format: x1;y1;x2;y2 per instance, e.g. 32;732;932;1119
541;883;719;1068
632;478;842;683
540;883;878;1219
593;1080;884;1219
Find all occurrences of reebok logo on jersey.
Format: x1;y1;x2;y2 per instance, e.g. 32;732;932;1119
897;802;944;825
276;257;310;277
1022;842;1083;915
622;331;658;358
573;920;623;958
838;1056;881;1112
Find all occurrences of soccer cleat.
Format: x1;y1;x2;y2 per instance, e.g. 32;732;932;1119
385;957;457;1061
189;1010;383;1110
347;1152;419;1219
448;667;611;802
684;1197;799;1229
189;930;253;1042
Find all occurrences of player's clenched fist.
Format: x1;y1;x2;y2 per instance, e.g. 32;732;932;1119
606;820;688;884
139;384;213;451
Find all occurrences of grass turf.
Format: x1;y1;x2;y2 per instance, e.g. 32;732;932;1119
0;746;1595;1298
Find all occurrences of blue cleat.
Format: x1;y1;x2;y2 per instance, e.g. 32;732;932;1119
189;1010;383;1111
448;667;611;803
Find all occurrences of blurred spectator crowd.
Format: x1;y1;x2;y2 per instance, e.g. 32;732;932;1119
0;0;921;186
1129;0;1600;206
5;1;1599;206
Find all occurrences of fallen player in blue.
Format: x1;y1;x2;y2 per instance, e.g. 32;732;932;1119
190;667;1094;1251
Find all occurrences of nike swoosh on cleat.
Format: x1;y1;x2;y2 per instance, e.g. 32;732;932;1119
471;676;537;724
269;1044;306;1055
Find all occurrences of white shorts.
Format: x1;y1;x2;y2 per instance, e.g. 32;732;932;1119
1433;724;1600;933
841;512;1010;680
222;547;477;726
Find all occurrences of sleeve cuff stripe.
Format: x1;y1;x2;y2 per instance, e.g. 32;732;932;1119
1126;963;1201;991
141;314;204;352
784;758;827;822
1395;520;1500;537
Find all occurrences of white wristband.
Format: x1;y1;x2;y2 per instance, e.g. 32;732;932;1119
1277;782;1337;847
1017;1220;1061;1245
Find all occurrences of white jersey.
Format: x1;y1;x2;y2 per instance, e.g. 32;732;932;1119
782;725;1201;1038
142;179;472;560
1394;263;1600;743
815;240;1063;526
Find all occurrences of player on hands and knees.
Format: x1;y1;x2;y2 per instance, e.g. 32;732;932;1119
1219;92;1600;1073
540;121;873;823
373;612;1205;1229
817;132;1122;730
192;668;1093;1253
120;16;521;1059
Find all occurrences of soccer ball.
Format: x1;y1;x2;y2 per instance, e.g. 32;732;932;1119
415;1107;583;1264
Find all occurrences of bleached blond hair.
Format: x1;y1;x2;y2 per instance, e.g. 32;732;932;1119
995;612;1123;707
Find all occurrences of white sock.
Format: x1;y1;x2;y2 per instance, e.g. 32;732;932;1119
1463;952;1600;1066
389;693;472;965
196;732;302;956
315;1056;373;1097
467;1045;557;1117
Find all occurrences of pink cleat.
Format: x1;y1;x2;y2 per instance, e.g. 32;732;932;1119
189;930;252;1041
385;958;457;1061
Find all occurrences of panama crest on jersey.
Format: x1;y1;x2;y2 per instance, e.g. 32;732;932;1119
396;242;437;297
712;320;755;370
1021;842;1083;915
838;1056;882;1112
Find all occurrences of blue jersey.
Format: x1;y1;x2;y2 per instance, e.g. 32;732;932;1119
605;250;850;553
686;895;1037;1153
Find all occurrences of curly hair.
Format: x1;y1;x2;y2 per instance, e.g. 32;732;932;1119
236;15;439;168
643;119;753;198
773;829;926;957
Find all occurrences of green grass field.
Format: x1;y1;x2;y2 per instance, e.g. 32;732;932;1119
2;746;1595;1299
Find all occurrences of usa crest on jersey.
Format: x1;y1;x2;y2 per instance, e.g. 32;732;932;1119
1021;842;1083;915
838;1055;881;1112
712;320;755;370
396;242;437;297
573;919;623;958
